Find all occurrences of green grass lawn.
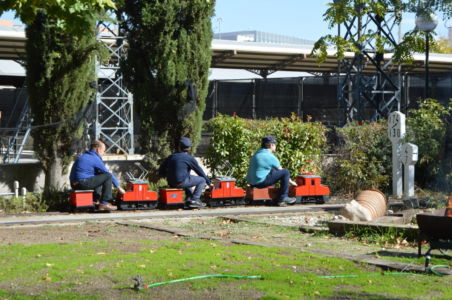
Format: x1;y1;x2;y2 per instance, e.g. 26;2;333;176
0;238;451;299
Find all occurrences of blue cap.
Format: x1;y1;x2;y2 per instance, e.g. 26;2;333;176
179;137;192;149
262;135;277;145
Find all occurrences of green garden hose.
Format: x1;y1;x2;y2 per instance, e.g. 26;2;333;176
428;265;450;277
134;274;262;290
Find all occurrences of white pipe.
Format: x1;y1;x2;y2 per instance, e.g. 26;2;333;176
14;181;19;198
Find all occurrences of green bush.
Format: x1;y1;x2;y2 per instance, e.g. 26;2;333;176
325;98;451;195
405;98;451;191
324;121;392;195
204;114;328;187
0;193;48;213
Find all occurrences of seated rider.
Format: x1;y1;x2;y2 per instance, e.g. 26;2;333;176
69;140;125;211
246;135;297;206
159;137;210;208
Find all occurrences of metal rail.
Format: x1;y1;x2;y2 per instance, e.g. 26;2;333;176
0;204;343;226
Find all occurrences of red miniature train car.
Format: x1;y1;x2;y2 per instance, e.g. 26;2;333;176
159;188;185;208
70;190;95;210
289;173;330;204
205;176;246;207
245;185;280;204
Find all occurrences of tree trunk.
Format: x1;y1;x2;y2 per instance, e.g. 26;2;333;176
44;155;68;195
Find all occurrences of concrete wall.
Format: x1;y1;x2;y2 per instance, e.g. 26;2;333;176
0;156;212;194
0;159;153;193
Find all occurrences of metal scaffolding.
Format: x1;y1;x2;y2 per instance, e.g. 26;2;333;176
95;14;134;155
337;5;402;123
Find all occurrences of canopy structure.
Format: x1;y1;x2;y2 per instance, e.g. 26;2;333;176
1;30;452;74
211;39;452;75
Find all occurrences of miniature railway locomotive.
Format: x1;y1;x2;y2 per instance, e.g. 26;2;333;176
289;173;330;204
116;179;158;210
69;173;330;211
204;176;246;207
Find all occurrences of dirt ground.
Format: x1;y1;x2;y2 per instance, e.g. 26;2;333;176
0;213;449;300
0;222;176;245
0;212;420;259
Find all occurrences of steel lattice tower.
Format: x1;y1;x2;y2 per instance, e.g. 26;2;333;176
337;4;402;124
95;12;134;154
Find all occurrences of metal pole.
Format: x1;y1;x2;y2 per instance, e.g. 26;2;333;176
425;32;429;99
252;79;256;119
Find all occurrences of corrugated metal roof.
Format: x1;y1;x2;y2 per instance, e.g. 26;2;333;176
0;29;451;74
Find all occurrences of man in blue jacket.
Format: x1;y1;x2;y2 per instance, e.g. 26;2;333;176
159;137;210;208
247;135;296;206
70;140;125;211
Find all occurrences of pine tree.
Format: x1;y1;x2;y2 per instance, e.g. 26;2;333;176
122;0;215;175
25;13;100;195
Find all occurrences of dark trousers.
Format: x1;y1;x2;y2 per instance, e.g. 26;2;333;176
71;173;113;204
174;175;206;201
252;169;290;200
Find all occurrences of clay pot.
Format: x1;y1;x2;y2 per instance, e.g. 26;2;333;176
355;189;387;220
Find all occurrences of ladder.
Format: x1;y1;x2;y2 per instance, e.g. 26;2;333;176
3;99;32;163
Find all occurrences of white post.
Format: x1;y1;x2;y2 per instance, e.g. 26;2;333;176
387;112;406;197
13;181;19;198
401;143;418;198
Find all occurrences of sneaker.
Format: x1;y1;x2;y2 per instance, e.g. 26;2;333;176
98;203;117;211
187;200;206;208
276;201;288;207
279;197;296;205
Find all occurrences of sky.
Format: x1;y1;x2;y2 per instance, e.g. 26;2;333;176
213;0;450;41
0;1;450;40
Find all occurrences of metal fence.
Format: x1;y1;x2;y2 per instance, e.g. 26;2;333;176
204;72;452;125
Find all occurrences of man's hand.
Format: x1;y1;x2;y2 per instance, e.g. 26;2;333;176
118;187;126;194
289;179;297;186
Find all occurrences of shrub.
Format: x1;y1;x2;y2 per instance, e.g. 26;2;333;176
0;193;48;213
324;121;392;195
204;114;328;187
405;98;451;191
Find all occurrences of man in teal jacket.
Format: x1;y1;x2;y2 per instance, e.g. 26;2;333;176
247;136;296;206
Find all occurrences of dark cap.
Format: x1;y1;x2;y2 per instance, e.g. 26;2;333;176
179;137;192;149
262;135;277;145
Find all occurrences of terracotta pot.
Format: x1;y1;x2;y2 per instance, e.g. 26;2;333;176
355;189;387;220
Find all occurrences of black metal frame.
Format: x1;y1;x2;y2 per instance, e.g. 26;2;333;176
337;6;401;123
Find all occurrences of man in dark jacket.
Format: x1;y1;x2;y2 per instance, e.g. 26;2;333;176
70;140;125;210
159;137;210;208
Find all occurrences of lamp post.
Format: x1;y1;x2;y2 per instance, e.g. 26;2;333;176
415;12;438;99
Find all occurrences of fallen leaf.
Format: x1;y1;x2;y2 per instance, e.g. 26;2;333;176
43;275;51;281
97;252;106;255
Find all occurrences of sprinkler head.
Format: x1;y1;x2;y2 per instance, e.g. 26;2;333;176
133;275;144;291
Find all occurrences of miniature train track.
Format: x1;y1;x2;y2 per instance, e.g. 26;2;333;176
0;204;343;226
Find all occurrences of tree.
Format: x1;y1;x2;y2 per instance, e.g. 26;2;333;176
0;0;116;37
433;37;452;54
312;0;452;63
121;0;215;176
25;13;105;196
1;1;113;197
